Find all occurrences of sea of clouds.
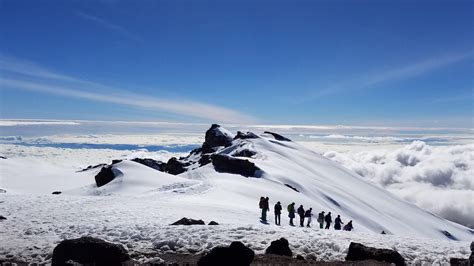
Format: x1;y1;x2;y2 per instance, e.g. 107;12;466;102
324;141;474;229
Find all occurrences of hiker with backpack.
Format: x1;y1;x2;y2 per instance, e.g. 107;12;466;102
334;215;344;230
324;212;332;229
317;211;325;229
297;205;305;227
274;201;282;225
304;208;313;227
287;202;296;226
343;220;353;231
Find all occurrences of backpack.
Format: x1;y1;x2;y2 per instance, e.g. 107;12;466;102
287;204;293;212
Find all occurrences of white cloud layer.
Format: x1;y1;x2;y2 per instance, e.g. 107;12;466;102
324;141;474;228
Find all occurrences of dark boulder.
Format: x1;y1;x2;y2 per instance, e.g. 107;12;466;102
171;217;206;226
0;156;6;159
198;241;254;266
95;166;121;187
233;149;257;158
211;154;262;177
345;242;405;266
51;236;130;266
0;215;6;220
165;157;188;175
263;131;292;142
265;238;292;257
450;258;469;266
131;158;166;171
52;191;62;195
202;124;234;153
208;221;219;225
199;154;212;166
234;131;259;140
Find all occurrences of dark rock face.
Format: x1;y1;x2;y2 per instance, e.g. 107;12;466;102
208;221;219;225
51;236;130;266
52;191;62;195
285;184;299;192
95;166;120;187
450;258;469;266
233;149;257;158
165;157;189;175
78;163;107;172
198;241;254;266
131;158;166;171
345;242;405;266
212;154;261;177
0;215;6;220
111;159;123;164
263;131;292;142
171;217;206;225
265;238;292;257
202;124;234;154
234;131;259;140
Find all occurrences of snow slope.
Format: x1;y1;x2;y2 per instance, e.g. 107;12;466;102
0;126;472;264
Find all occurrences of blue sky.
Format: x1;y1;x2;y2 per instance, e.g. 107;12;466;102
0;0;473;127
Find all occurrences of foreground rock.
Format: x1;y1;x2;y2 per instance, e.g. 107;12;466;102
345;242;405;266
212;154;262;177
94;166;122;187
171;217;205;225
52;236;130;266
450;241;474;266
265;238;292;257
198;241;254;266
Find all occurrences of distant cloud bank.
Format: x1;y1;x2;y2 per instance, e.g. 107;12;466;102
324;141;474;228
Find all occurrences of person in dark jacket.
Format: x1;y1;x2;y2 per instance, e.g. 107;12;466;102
304;208;313;227
261;197;270;222
274;201;282;225
259;196;264;220
343;220;353;231
297;205;305;227
287;202;296;226
334;215;344;230
324;212;332;229
317;211;325;229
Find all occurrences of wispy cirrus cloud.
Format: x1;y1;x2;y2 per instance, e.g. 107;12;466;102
0;56;257;124
305;50;474;101
76;11;142;42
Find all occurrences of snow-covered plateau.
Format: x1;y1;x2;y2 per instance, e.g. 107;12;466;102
0;125;472;265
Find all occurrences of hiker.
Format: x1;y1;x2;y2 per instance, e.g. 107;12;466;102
287;202;296;226
324;212;332;229
261;197;270;222
305;208;313;227
334;215;344;230
274;201;282;225
259;197;265;220
297;205;305;227
343;220;353;231
317;211;325;229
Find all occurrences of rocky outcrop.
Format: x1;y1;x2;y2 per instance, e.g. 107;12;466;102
234;131;259;140
165;157;189;175
233;149;257;158
52;191;62;195
78;163;107;172
345;242;405;266
198;241;254;266
265;238;292;257
263;131;291;142
51;237;130;266
95;166;122;187
171;217;206;225
212;154;262;177
450;241;474;266
208;221;219;225
132;158;166;171
0;215;6;220
202;124;234;154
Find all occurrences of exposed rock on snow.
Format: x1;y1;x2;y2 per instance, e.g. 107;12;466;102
197;241;254;266
51;236;130;266
234;131;259;140
94;166;122;187
77;163;107;172
265;238;292;257
0;156;6;159
211;154;262;177
345;242;405;266
285;184;300;193
171;217;206;225
131;158;166;171
0;215;6;220
233;149;257;158
208;221;219;225
263;131;292;142
51;191;61;195
165;157;189;175
202;124;234;154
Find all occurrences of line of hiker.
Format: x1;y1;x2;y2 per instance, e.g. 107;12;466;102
259;197;354;231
